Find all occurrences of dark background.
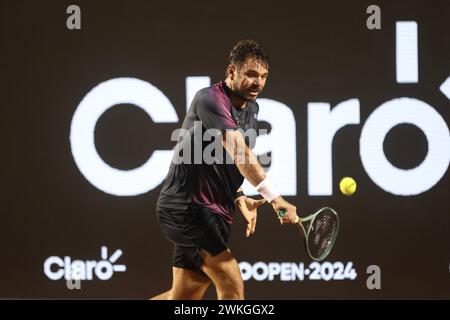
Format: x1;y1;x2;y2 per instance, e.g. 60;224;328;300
1;0;449;299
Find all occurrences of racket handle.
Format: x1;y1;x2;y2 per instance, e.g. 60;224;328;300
278;209;300;224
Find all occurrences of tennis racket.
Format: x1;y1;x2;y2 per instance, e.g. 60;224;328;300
278;207;339;261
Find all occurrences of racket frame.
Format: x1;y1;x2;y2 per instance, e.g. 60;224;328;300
279;207;339;261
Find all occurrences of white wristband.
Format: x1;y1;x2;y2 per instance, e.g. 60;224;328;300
256;178;280;202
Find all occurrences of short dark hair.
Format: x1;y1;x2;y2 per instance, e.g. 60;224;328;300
228;39;269;68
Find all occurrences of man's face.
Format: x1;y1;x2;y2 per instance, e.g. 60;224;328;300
230;57;269;101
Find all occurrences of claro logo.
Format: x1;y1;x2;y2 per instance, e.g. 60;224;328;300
70;21;450;197
43;246;126;281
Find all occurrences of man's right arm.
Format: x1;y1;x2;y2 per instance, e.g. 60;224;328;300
222;130;298;224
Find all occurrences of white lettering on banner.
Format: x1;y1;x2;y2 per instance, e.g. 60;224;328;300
439;76;450;100
360;98;450;195
70;77;450;197
70;21;450;196
239;261;357;282
70;78;178;196
43;246;126;281
308;99;360;195
396;22;418;83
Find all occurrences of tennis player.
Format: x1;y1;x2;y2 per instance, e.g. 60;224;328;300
152;40;298;300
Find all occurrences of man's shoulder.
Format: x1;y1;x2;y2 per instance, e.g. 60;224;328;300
194;82;226;108
194;86;209;102
194;83;217;103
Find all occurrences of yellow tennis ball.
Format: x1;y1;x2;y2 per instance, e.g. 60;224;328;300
340;177;357;196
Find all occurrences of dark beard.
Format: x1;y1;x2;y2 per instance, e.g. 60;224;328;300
234;88;256;102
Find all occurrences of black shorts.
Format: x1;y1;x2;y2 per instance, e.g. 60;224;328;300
156;204;231;274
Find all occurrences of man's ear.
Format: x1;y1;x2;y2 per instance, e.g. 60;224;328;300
227;64;236;80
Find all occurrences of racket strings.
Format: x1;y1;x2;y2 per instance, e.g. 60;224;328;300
308;211;337;259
